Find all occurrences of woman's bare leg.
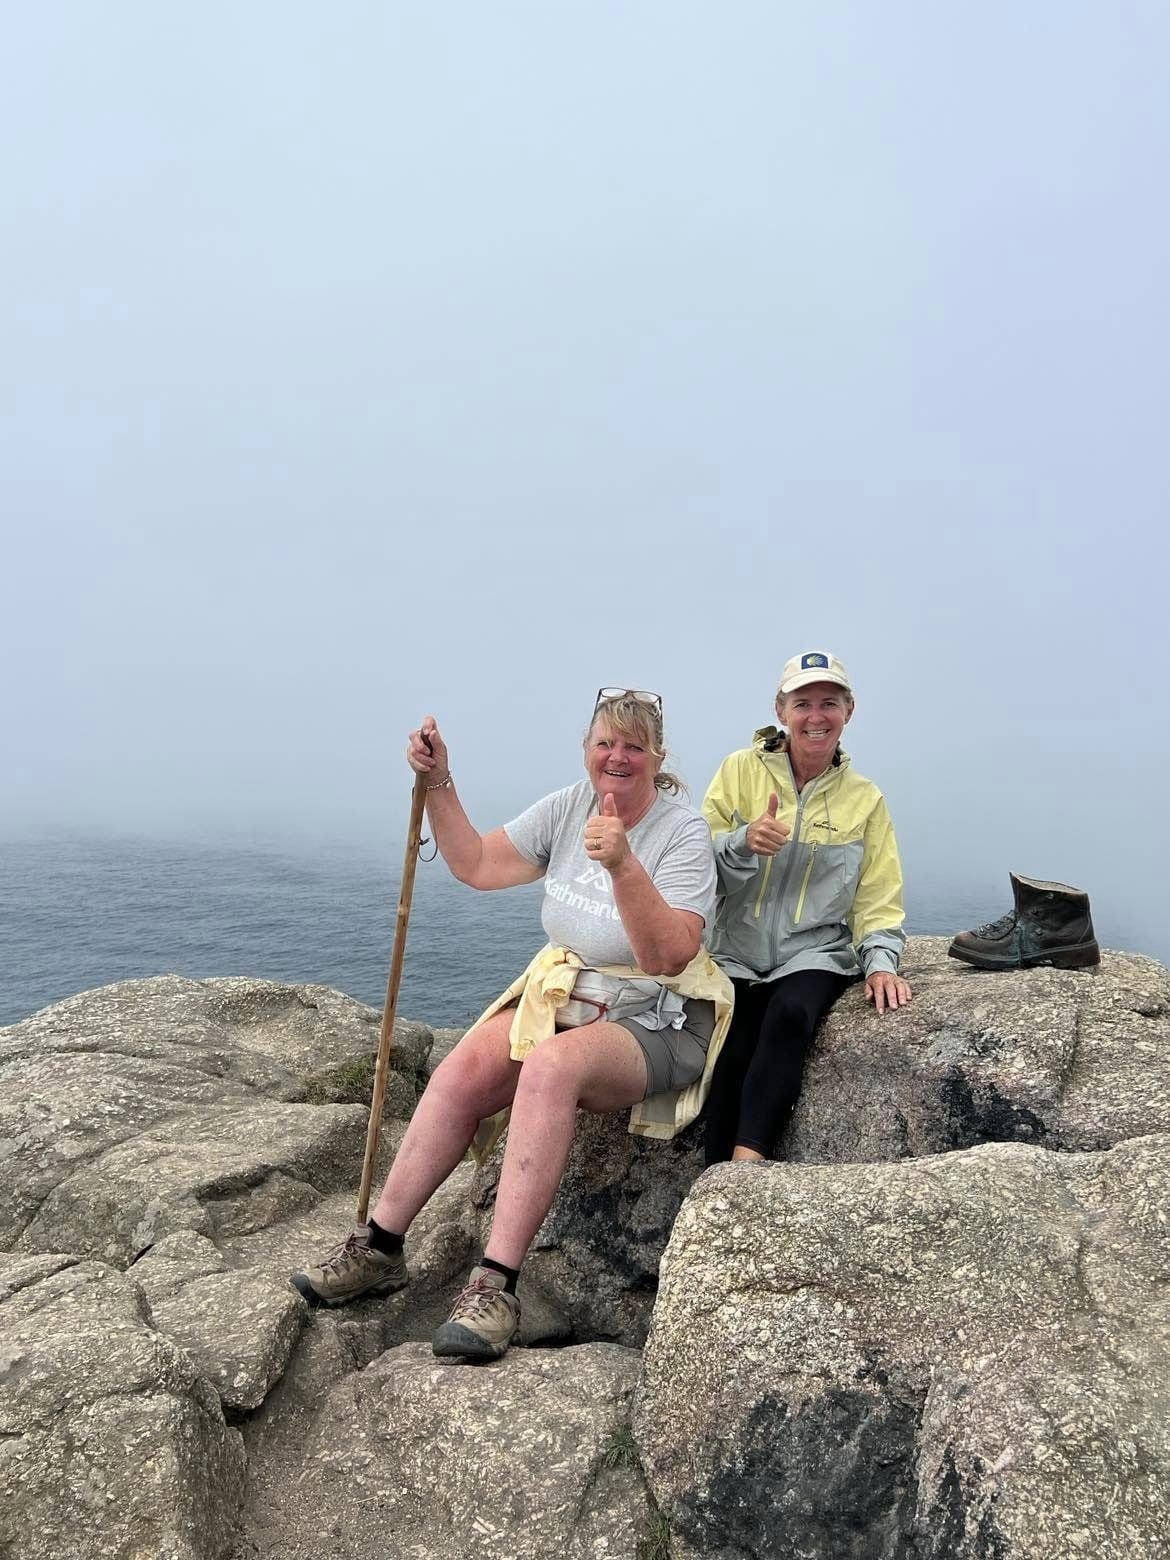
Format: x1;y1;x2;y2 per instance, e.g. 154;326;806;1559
370;1009;521;1233
484;1022;648;1270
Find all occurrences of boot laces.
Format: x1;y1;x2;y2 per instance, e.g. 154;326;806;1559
972;912;1015;939
319;1228;368;1274
451;1273;505;1319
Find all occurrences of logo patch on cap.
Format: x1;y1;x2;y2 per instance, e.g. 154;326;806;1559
801;653;829;670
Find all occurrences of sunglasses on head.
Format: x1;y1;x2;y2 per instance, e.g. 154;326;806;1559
594;687;663;716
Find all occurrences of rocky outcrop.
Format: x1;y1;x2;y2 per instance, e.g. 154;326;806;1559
468;942;1170;1351
227;1167;480;1455
3;944;1170;1559
634;1135;1170;1559
0;976;448;1560
245;1341;651;1559
0;975;430;1264
133;1231;304;1414
0;1253;247;1560
788;940;1170;1162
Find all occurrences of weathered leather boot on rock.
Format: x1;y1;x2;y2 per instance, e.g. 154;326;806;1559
948;873;1100;971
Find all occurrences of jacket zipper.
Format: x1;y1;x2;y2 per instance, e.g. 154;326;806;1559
753;856;773;919
766;761;808;936
747;756;787;921
793;845;817;924
748;750;825;938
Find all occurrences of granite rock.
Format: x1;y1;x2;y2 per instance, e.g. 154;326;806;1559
6;952;1170;1560
787;938;1170;1161
267;1341;651;1560
133;1232;304;1414
634;1135;1170;1559
229;1164;480;1452
13;1098;369;1267
0;1253;246;1560
1;976;430;1261
468;940;1170;1352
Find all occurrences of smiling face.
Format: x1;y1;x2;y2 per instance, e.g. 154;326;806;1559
777;681;854;781
584;712;663;815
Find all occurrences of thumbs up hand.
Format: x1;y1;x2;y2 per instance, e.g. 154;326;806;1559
585;790;632;871
745;792;792;857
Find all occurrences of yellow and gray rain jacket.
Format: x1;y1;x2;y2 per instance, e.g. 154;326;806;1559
702;728;906;983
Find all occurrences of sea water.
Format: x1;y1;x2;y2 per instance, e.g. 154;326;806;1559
1;830;1162;1029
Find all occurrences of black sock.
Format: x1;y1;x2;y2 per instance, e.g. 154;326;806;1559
480;1256;520;1294
367;1217;404;1256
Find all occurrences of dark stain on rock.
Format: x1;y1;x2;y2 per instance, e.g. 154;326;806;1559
671;1390;1011;1560
939;1069;1047;1151
672;1387;921;1558
975;1498;1010;1557
854;1348;890;1388
892;1110;913;1159
927;1443;968;1556
920;1449;1009;1560
562;1180;681;1281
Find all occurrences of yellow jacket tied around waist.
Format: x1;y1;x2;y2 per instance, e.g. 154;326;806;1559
468;944;734;1163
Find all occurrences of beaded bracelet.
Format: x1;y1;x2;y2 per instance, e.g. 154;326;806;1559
425;774;454;791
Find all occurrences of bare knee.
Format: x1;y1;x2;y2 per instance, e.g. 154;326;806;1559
429;1038;511;1114
514;1041;584;1104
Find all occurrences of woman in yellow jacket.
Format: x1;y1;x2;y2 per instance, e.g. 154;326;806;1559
701;651;912;1164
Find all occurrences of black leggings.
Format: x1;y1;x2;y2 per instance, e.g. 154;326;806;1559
703;969;851;1165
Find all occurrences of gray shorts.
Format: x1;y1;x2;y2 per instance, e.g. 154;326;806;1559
617;998;716;1099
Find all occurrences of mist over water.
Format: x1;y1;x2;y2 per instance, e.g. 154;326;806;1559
3;4;1167;884
2;6;1166;987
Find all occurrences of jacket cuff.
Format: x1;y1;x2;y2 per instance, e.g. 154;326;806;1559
718;824;756;863
862;948;899;977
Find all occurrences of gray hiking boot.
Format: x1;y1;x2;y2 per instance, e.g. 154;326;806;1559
432;1265;521;1361
290;1224;408;1308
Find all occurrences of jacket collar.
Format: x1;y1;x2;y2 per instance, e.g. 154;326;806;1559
752;725;851;771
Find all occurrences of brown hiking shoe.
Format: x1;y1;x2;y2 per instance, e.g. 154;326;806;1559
290;1224;408;1308
432;1265;521;1361
948;873;1100;972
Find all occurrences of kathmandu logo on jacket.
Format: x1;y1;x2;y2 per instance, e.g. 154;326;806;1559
811;820;839;832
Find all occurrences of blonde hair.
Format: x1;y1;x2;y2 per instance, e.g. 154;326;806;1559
585;695;685;795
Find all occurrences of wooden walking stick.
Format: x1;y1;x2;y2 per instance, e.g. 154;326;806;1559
355;770;430;1225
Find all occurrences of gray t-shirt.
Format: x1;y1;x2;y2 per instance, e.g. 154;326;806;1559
504;780;717;967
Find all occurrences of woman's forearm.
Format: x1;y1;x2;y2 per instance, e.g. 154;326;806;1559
423;784;486;884
423;788;542;891
609;856;699;976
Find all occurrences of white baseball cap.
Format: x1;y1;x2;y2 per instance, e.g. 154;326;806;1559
777;650;853;696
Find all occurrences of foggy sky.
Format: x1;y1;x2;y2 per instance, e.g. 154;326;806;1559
3;3;1169;958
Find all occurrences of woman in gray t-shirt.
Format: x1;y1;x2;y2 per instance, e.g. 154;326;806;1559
293;690;716;1361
